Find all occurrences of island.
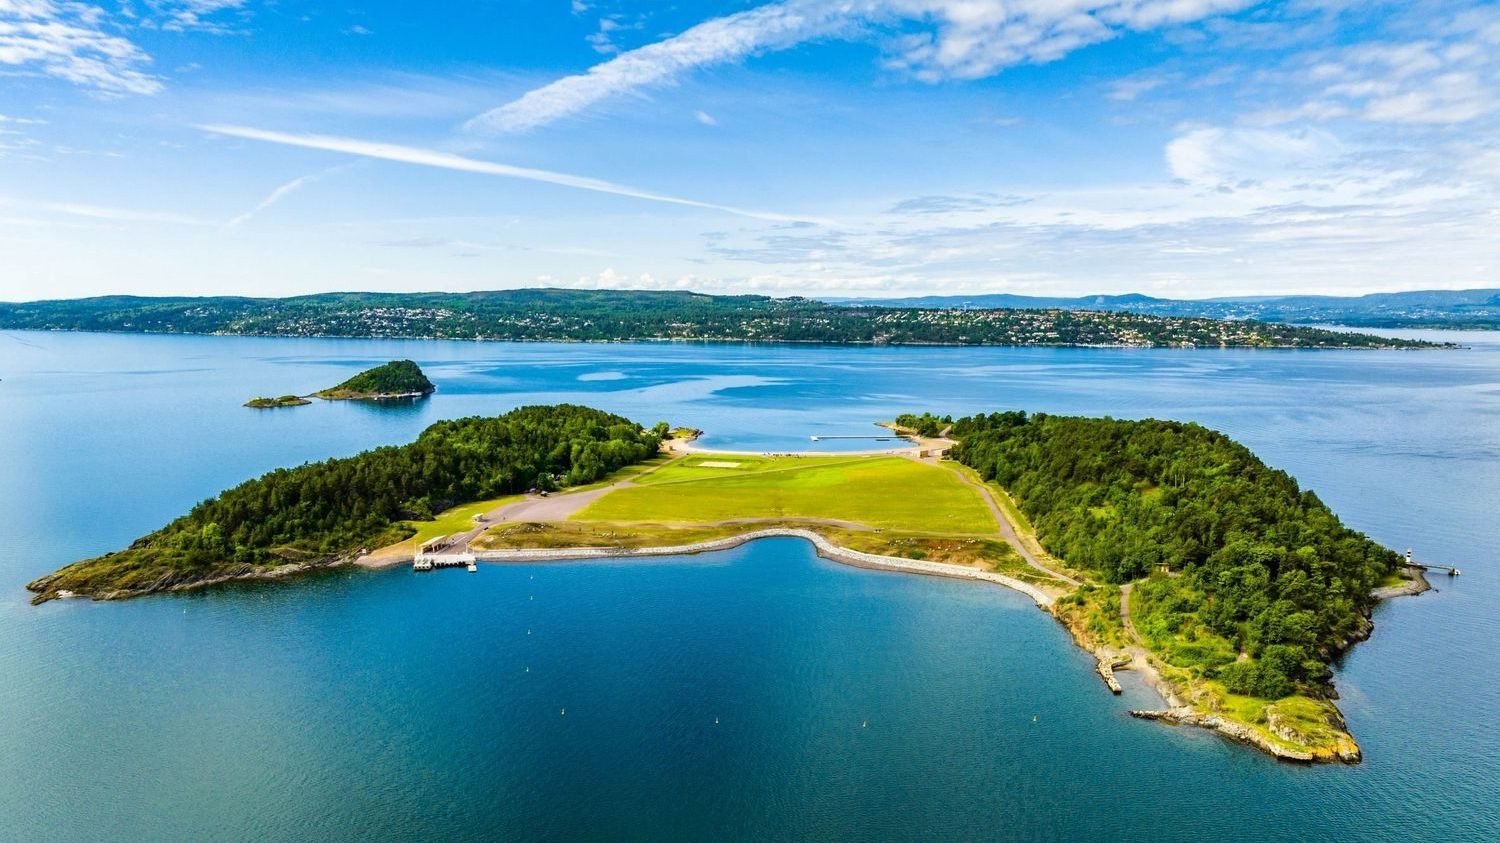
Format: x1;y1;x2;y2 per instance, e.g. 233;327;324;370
314;359;435;400
244;395;312;408
27;405;1425;764
0;289;1444;349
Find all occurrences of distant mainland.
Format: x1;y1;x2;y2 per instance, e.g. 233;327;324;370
0;289;1455;349
244;360;435;407
27;404;1429;765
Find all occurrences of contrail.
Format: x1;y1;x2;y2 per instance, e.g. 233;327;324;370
200;124;828;225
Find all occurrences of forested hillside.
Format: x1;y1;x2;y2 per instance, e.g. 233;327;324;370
0;289;1437;348
28;405;661;602
949;411;1401;699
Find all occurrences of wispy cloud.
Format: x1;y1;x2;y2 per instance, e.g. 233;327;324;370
226;170;329;227
466;1;856;134
466;0;1256;134
199;124;828;224
0;196;211;225
144;0;249;34
0;0;162;94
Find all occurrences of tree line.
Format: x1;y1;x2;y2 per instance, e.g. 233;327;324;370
948;411;1401;699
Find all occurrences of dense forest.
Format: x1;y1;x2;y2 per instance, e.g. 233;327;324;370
948;412;1401;699
28;405;661;602
0;289;1437;348
316;359;435;398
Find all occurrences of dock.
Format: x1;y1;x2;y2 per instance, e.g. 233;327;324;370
413;553;477;572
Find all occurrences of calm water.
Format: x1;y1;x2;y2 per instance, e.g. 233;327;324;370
1;331;1497;842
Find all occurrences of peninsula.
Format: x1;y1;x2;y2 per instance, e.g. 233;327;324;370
0;289;1442;349
28;406;1420;764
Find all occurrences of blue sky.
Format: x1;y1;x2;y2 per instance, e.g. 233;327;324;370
1;0;1497;300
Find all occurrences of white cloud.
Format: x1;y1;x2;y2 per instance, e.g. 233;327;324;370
1107;75;1165;101
466;1;856;134
146;0;247;34
199;123;829;224
694;109;717;126
466;0;1254;134
0;0;162;94
1250;9;1500;126
1165;126;1343;186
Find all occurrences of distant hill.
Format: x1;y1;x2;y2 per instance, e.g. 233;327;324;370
827;289;1500;329
0;288;1438;348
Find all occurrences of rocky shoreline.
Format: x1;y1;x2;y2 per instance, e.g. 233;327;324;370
1129;707;1362;763
29;556;353;604
1114;564;1433;764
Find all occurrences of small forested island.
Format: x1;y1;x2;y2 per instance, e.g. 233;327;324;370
29;404;1421;763
0;289;1442;349
244;395;311;408
315;359;435;400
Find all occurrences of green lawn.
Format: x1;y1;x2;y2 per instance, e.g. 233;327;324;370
575;455;997;534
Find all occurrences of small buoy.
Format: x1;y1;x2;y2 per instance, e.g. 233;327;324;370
1032;715;1037;723
862;720;868;728
525;666;530;673
530;595;534;601
527;629;532;635
714;717;719;725
561;708;566;716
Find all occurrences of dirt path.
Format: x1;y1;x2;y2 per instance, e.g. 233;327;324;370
944;467;1081;587
441;454;694;553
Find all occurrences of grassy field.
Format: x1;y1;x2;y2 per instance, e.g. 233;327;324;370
575;455;997;534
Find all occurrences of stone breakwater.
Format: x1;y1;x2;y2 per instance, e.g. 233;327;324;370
475;528;1056;608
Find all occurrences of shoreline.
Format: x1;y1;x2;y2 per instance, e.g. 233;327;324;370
368;527;1057;608
2;326;1443;351
35;432;1434;766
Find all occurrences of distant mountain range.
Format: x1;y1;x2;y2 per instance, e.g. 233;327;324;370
825;289;1500;329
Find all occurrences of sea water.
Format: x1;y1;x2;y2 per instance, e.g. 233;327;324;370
0;330;1496;842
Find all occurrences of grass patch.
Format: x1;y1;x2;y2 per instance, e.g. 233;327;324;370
474;520;749;550
1131;574;1239;673
577;455;996;534
1054;584;1127;651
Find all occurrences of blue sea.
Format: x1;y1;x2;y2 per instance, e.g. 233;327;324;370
1;331;1497;842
